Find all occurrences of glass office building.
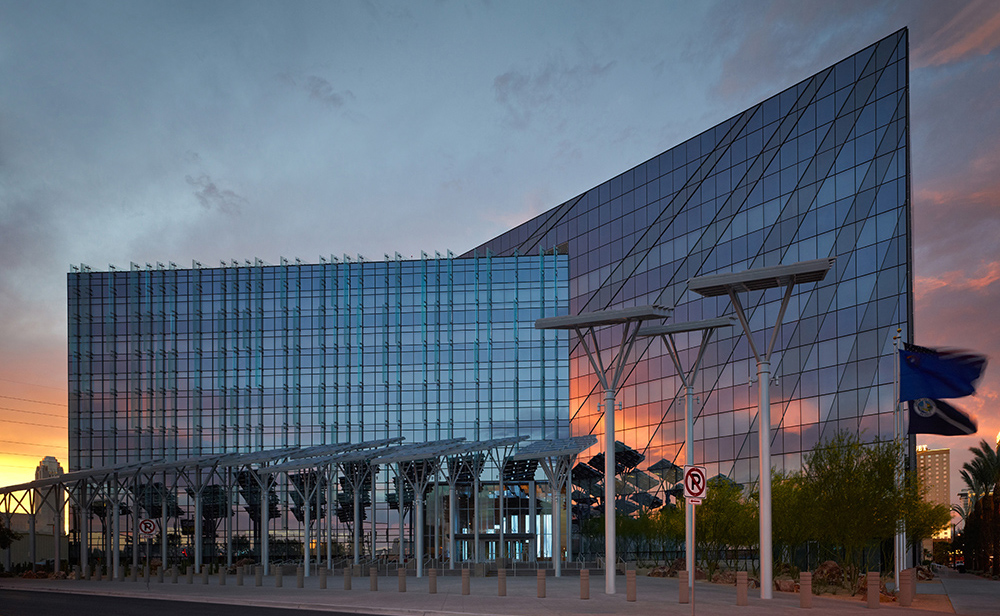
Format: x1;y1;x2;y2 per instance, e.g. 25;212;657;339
65;29;911;561
68;252;569;559
471;29;912;492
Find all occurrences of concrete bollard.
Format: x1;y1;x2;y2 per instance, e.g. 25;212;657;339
131;566;138;583
370;567;378;591
737;571;748;606
344;567;352;590
119;566;126;582
679;570;690;604
461;568;470;595
867;572;879;609
144;565;150;582
157;567;164;583
428;567;437;594
236;567;243;586
498;568;506;596
275;567;283;588
171;566;178;584
319;566;327;590
580;569;590;600
201;567;209;585
297;566;304;589
255;565;263;587
800;572;812;608
626;569;637;602
399;567;406;592
537;569;546;598
219;568;226;585
898;568;913;607
186;567;193;584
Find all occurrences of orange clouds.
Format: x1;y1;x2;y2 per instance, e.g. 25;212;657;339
915;261;1000;300
914;1;1000;68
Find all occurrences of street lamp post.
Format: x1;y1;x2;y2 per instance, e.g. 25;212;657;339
688;259;833;600
639;316;735;595
536;305;671;594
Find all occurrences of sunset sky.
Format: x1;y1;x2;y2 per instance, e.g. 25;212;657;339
1;1;998;507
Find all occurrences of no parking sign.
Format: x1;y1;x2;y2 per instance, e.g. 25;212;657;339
683;465;707;504
138;518;159;537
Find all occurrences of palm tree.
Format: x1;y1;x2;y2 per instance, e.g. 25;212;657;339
960;440;1000;574
963;440;1000;493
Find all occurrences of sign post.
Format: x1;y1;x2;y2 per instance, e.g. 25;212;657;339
683;466;707;616
138;518;159;589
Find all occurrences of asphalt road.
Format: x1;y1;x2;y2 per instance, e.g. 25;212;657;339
0;589;362;616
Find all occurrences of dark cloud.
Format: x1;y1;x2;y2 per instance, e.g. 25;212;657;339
494;60;615;129
279;72;355;108
185;174;246;215
304;76;354;107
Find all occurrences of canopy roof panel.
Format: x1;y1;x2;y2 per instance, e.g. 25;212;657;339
638;316;737;337
509;435;598;461
688;258;834;297
220;447;300;468
535;305;671;330
372;438;467;465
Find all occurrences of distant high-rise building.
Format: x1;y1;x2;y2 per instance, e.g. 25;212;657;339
34;456;65;535
916;445;950;549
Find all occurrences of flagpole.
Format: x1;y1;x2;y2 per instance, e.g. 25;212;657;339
893;328;905;587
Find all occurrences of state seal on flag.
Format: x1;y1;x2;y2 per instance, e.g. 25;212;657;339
914;398;936;418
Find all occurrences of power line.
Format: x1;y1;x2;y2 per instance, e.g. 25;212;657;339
0;418;64;429
0;406;65;419
0;394;64;407
0;439;66;449
0;451;57;458
0;378;66;392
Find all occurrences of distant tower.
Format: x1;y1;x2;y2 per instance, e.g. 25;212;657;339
34;456;65;534
915;446;951;557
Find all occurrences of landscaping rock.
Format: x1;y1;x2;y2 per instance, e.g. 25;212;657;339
775;578;796;593
813;560;843;587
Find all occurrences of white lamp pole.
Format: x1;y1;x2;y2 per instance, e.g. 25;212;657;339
689;259;833;600
640;316;735;594
536;305;671;595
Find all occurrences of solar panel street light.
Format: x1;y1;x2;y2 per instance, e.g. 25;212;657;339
688;258;833;599
536;305;671;593
509;435;597;578
639;316;736;593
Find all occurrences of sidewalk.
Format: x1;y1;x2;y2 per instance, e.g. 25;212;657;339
0;569;989;616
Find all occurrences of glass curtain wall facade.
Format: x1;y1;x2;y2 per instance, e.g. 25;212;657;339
68;252;568;557
469;30;912;497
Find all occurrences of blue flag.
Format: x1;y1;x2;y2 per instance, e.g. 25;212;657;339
899;343;987;402
908;398;977;436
